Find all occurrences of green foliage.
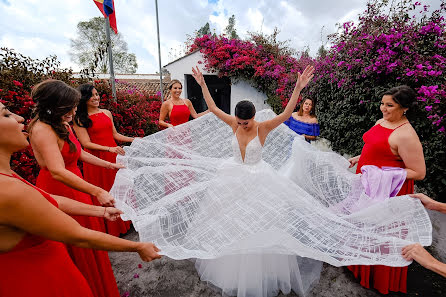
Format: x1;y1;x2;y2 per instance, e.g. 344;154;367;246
0;47;73;92
197;22;212;38
224;15;239;40
70;17;138;74
0;48;160;183
307;0;446;199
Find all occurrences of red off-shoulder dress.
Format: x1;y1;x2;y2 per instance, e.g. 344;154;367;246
83;112;131;236
35;129;120;297
0;173;94;297
348;123;413;294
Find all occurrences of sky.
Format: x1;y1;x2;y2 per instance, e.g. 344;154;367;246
0;0;443;74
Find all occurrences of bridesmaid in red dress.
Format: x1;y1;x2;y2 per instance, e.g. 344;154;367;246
74;84;133;236
347;85;426;294
0;103;161;297
28;80;130;297
159;79;209;128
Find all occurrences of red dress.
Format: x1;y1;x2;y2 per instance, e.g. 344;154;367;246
170;103;191;126
83;112;131;236
348;123;414;294
36;129;120;297
0;173;93;297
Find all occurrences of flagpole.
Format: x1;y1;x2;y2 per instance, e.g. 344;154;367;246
155;0;164;102
105;16;117;102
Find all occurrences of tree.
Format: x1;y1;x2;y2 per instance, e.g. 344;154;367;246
70;17;137;74
197;22;211;38
317;45;327;58
224;15;239;39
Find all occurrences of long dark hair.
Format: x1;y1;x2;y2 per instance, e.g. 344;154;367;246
74;83;95;128
28;80;80;152
297;98;317;117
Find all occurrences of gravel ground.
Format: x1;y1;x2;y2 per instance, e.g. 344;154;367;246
110;208;445;297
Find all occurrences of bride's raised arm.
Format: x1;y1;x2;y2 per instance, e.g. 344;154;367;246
192;66;236;127
262;65;315;133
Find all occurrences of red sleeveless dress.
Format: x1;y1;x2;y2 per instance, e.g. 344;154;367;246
170;103;190;126
83;112;131;236
35;129;120;297
348;123;414;294
0;173;93;297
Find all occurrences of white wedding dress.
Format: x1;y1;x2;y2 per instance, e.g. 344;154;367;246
110;110;432;297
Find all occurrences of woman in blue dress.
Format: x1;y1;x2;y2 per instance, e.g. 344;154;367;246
284;97;320;142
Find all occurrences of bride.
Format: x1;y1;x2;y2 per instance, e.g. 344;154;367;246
110;66;431;297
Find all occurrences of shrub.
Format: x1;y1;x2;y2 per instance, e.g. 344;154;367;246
0;48;161;183
308;0;446;199
192;0;446;199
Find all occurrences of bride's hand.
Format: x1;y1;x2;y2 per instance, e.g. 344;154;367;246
295;65;315;90
192;66;206;87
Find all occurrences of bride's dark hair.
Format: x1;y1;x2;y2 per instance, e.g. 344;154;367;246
28;79;80;152
74;83;95;128
235;100;256;120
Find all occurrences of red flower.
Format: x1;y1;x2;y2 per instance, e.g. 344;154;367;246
13;80;23;87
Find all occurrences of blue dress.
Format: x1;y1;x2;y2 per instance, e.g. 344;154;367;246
284;116;320;142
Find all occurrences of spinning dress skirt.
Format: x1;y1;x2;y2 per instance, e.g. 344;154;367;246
111;110;431;297
0;173;93;297
35;129;120;297
348;122;414;294
83;112;131;236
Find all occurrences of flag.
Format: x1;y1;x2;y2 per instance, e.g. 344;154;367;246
93;0;118;34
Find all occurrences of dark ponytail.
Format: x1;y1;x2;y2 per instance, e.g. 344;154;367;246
74;84;95;128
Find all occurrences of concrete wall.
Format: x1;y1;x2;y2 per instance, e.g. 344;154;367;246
164;51;270;115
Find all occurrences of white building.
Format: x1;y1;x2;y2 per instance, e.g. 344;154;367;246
164;51;271;115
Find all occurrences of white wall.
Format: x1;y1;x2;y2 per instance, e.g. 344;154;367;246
164;51;210;99
230;80;270;114
164;51;271;115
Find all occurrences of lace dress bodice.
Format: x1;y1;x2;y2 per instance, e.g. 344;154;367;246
231;127;263;165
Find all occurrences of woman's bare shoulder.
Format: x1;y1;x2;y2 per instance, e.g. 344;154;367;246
30;121;54;136
0;176;28;206
309;116;318;124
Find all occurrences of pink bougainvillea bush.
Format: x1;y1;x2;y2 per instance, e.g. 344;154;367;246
0;48;161;183
191;0;445;198
309;0;446;198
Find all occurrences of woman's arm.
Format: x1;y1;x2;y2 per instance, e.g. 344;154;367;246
192;66;236;128
0;182;160;261
103;110;135;143
185;99;210;119
304;135;317;141
79;149;124;170
262;65;315;133
410;193;446;214
73;123;109;152
73;117;125;155
159;101;173;128
402;243;446;277
51;194;122;220
348;155;361;168
395;129;426;180
30;124;115;206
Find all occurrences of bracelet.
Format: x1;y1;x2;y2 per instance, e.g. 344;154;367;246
103;207;107;217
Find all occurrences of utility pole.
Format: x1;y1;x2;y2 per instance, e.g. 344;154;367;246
105;16;117;102
155;0;164;102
